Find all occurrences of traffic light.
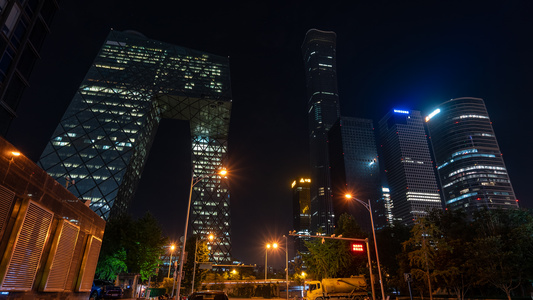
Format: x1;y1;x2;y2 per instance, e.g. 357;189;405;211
350;242;365;254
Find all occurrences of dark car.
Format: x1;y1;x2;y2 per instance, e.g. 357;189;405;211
90;279;123;299
188;290;229;300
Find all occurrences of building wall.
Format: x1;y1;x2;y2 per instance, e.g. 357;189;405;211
37;30;233;262
328;117;380;232
425;97;518;214
378;109;442;226
0;0;59;136
301;29;340;234
0;136;105;299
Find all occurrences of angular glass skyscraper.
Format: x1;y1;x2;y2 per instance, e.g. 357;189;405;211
378;109;442;226
38;30;233;261
328;117;380;232
0;0;59;135
302;29;340;234
292;178;311;254
425;97;518;214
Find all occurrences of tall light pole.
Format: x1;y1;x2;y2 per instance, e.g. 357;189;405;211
265;243;277;280
345;194;385;300
283;235;289;300
168;245;175;278
176;168;227;299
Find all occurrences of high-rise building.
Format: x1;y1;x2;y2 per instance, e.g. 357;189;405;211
292;178;311;254
378;109;442;226
425;97;518;214
328;117;380;232
302;29;340;234
38;30;233;262
0;0;59;136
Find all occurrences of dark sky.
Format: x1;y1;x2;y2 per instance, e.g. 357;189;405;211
6;1;533;268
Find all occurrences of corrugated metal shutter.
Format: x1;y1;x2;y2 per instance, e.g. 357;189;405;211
0;200;53;291
76;235;102;292
0;185;15;240
41;220;80;291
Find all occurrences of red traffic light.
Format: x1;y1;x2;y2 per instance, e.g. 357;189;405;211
351;242;365;253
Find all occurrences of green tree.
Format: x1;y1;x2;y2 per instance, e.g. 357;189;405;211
302;213;367;280
376;222;411;294
95;212;167;281
469;209;533;300
182;236;211;292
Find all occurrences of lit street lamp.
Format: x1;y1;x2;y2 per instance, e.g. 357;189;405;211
345;194;386;300
265;242;277;280
175;168;227;299
168;244;176;278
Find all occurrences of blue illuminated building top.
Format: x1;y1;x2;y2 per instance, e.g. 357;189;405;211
393;109;410;114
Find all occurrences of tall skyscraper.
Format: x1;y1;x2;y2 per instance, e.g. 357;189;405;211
378;109;442;226
292;178;311;254
425;97;518;214
328;117;380;232
38;30;233;262
302;29;340;234
0;0;59;136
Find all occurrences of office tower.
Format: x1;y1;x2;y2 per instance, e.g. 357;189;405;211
302;29;340;234
292;177;312;254
378;186;393;228
38;30;233;262
328;117;380;232
425;97;518;214
378;109;442;226
0;0;59;136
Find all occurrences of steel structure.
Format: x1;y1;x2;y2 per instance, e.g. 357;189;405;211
38;30;232;261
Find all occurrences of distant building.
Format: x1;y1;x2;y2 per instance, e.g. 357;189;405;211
377;186;393;228
425;97;518;214
0;0;59;136
378;109;442;225
37;30;233;262
328;117;381;232
292;178;311;254
301;29;340;234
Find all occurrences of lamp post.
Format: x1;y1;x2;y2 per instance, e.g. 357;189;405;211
301;272;307;299
283;235;289;300
168;245;175;278
345;194;385;300
176;168;227;299
265;243;277;280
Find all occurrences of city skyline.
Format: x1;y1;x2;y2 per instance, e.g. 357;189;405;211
5;1;532;267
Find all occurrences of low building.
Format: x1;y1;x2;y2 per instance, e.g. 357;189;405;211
0;136;105;299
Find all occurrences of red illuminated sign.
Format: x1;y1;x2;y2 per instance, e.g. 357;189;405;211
351;243;364;253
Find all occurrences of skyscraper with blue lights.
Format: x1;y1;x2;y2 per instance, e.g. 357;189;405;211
38;30;233;262
379;109;442;225
425;97;518;214
302;29;340;234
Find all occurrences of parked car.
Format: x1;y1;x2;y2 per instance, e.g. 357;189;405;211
188;290;229;300
90;279;124;299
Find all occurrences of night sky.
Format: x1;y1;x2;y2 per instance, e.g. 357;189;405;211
6;1;533;268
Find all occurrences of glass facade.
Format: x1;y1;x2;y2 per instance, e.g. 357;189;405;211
426;97;518;214
301;29;340;234
0;0;59;135
38;30;233;262
328;117;380;232
292;178;311;254
378;109;442;226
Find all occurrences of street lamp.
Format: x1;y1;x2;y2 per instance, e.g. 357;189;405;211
168;244;176;278
282;235;289;300
265;243;277;280
175;168;228;299
301;272;307;299
345;194;385;300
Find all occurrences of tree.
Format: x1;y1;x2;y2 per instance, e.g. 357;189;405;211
376;222;411;294
95;212;167;281
182;236;210;292
302;213;367;280
469;209;533;300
